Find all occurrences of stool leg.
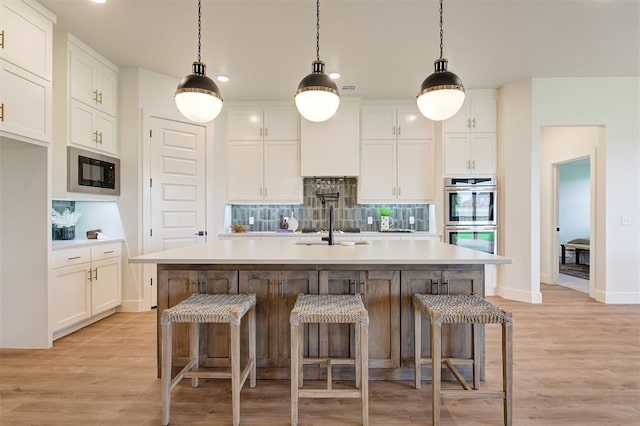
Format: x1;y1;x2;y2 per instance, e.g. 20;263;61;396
472;323;480;390
298;324;304;388
231;323;241;426
355;323;361;389
431;322;442;426
361;322;369;426
249;306;256;388
503;322;513;426
190;322;199;388
414;303;422;390
161;323;172;426
291;323;300;426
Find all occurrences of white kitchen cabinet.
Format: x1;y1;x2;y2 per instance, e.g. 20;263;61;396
51;241;122;339
226;105;302;203
69;99;116;153
359;103;435;203
444;92;496;134
444;133;496;175
69;42;118;116
0;0;55;145
300;102;360;176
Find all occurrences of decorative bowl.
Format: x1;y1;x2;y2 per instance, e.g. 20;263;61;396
230;224;250;233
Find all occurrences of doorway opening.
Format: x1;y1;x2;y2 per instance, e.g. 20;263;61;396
554;158;591;294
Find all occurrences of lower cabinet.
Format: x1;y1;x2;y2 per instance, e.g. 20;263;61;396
51;242;122;338
319;270;401;371
239;270;318;379
400;268;484;379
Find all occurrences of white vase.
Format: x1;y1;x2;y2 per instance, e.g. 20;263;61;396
380;216;393;231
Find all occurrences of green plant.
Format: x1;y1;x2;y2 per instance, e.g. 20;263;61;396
377;206;393;217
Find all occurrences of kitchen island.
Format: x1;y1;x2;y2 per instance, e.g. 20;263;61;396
130;239;510;380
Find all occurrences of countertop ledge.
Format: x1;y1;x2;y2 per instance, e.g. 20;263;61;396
219;231;440;238
130;239;510;265
52;237;124;250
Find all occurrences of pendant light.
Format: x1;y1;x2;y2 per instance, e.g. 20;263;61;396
416;0;465;121
295;0;340;123
175;0;223;123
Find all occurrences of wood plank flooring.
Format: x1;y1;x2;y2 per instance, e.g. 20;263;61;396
1;284;639;425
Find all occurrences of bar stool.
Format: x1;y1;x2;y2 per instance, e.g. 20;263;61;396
160;293;256;426
413;294;513;426
290;294;369;426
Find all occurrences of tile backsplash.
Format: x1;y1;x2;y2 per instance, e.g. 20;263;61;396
230;178;430;232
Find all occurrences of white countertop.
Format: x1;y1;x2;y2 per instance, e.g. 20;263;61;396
52;237;124;250
129;239;510;265
219;231;439;239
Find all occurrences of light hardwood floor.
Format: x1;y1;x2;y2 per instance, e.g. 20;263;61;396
1;284;639;425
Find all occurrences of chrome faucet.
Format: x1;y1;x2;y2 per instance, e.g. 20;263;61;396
321;205;335;245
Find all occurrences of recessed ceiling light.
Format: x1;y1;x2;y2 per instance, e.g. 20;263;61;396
216;75;229;83
328;72;341;80
90;0;107;4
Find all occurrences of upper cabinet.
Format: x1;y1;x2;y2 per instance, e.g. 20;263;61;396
0;0;55;144
359;103;436;203
300;101;360;177
443;91;497;176
65;34;119;155
226;105;302;204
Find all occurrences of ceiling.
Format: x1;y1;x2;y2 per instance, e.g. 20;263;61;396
39;0;639;102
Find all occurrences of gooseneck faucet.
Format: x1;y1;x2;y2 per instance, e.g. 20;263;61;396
321;205;335;245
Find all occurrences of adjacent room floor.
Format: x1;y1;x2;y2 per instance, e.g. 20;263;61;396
1;284;638;425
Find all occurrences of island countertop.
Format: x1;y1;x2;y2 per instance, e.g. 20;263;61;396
129;238;511;265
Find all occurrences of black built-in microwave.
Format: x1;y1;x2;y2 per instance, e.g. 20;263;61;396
68;147;120;195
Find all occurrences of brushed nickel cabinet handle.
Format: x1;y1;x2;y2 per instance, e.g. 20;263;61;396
87;270;93;281
67;256;81;260
264;127;268;138
397;126;401;136
0;30;4;49
1;103;5;122
472;118;476;128
93;268;98;280
103;250;115;254
97;91;103;105
259;127;263;137
472;160;476;169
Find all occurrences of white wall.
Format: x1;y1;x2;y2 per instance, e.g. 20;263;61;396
497;79;542;303
558;159;590;244
0;139;51;348
501;76;639;304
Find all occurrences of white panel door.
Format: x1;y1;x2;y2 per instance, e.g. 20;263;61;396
150;117;206;253
263;140;301;202
91;257;121;315
51;263;91;332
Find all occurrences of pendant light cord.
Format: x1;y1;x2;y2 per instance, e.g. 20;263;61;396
316;0;321;61
197;0;202;62
439;0;444;59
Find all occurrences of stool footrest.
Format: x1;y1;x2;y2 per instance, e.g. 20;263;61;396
299;389;362;399
418;357;474;366
441;390;506;399
303;357;355;366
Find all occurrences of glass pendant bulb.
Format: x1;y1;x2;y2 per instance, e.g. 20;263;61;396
175;61;223;123
417;58;465;121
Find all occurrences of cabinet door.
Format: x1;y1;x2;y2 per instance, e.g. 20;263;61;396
469;133;496;175
51;263;91;332
443;133;471;175
226;140;264;201
362;270;400;368
95;111;117;154
277;271;319;368
469;95;496;133
0;0;52;80
200;270;238;368
358;139;396;202
226;108;263;140
400;270;441;368
263;140;301;203
69;99;97;149
239;271;280;368
361;106;395;139
69;44;97;107
397;139;435;202
263;107;298;140
443;98;471;133
397;108;434;140
95;63;118;116
161;270;200;359
0;61;51;143
91;257;121;315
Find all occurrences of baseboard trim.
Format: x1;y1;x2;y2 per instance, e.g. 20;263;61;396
594;288;640;304
119;299;150;313
498;286;543;304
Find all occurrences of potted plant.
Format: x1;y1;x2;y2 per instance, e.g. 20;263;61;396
52;208;82;240
377;206;394;231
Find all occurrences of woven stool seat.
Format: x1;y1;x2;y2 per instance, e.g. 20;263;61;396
290;294;369;326
413;293;513;426
161;293;256;326
413;294;513;326
290;294;369;425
